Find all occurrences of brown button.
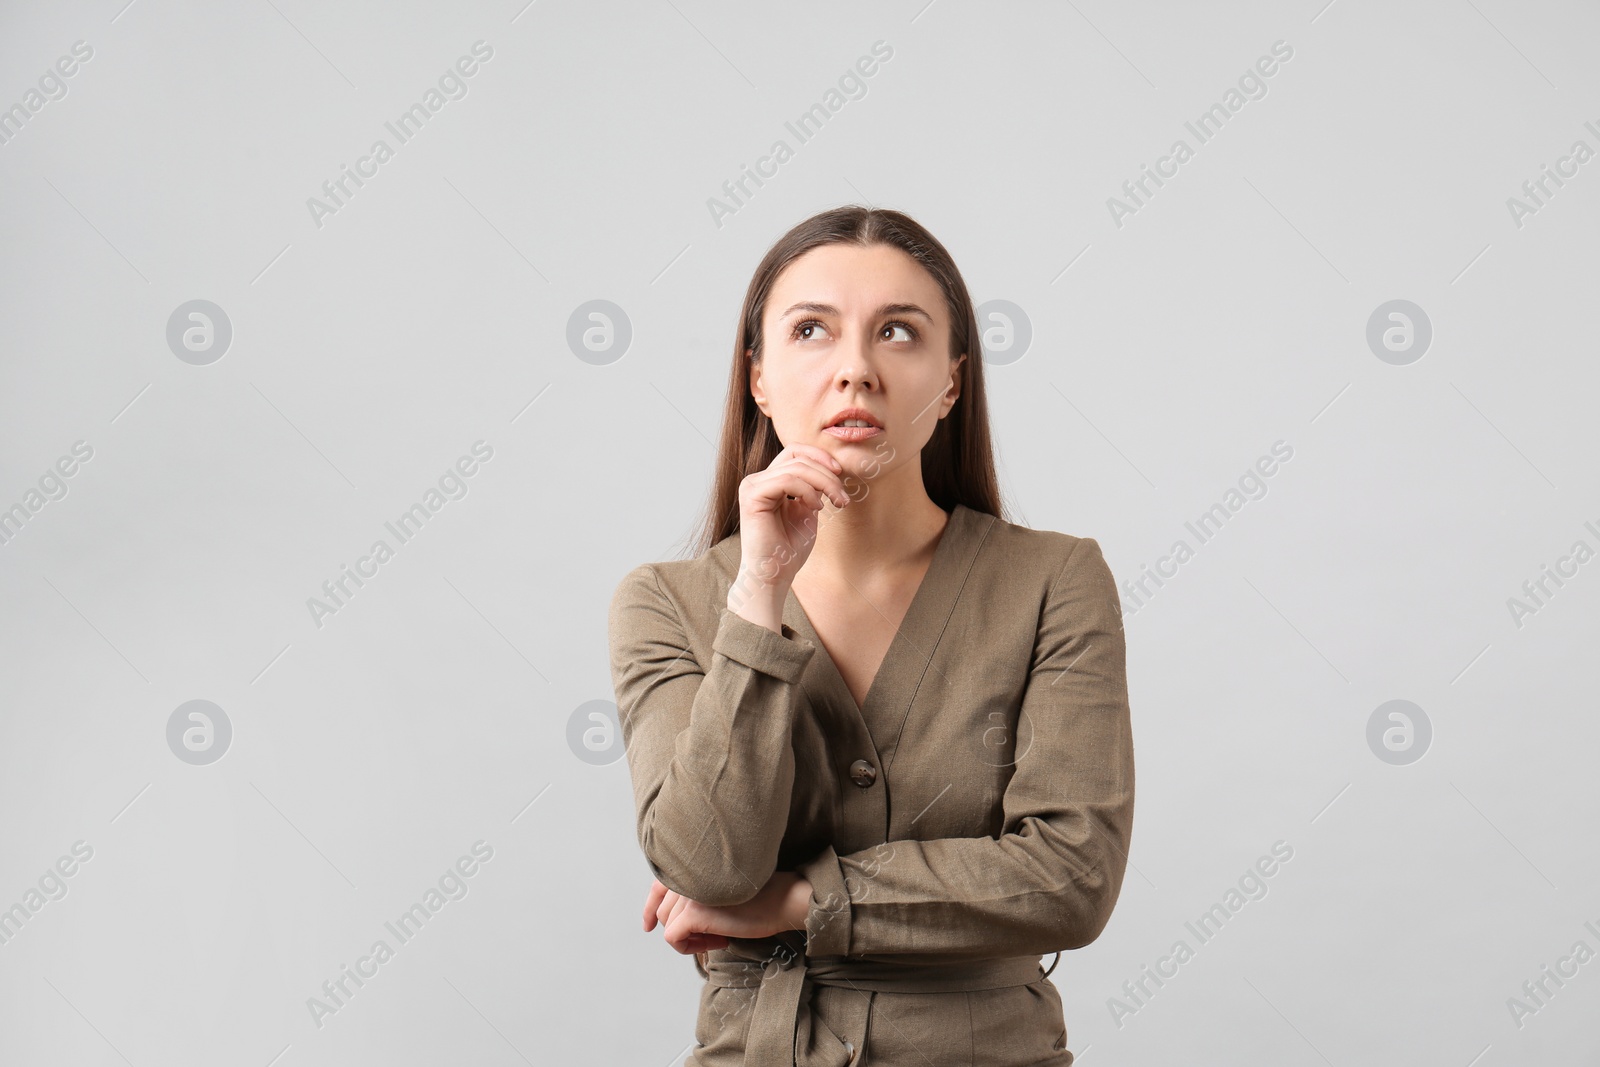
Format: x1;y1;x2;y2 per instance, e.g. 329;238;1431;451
848;759;877;788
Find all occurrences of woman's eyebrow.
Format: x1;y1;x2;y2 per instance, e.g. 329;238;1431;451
779;301;935;323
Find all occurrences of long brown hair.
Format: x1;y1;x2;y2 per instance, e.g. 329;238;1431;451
685;205;1005;560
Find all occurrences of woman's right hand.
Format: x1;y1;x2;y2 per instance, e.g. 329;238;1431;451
734;444;850;601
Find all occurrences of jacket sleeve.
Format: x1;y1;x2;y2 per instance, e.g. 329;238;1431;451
796;536;1135;960
608;562;818;907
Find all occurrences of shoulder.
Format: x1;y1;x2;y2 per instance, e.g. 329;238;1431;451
968;512;1122;640
972;507;1112;587
966;509;1120;628
608;536;740;633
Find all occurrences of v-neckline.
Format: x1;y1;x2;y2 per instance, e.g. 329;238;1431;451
783;504;969;721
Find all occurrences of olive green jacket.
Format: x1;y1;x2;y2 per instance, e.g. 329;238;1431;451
608;503;1135;1065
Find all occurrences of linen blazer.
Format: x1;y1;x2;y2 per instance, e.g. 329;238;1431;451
607;503;1135;1066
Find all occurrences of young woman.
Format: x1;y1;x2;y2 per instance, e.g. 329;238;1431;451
608;205;1135;1066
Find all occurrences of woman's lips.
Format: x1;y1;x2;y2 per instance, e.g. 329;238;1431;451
823;425;884;442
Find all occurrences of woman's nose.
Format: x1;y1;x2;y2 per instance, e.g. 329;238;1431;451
835;342;878;389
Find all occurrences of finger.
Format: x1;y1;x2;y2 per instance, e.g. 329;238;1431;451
779;453;851;503
643;880;667;930
652;889;678;927
665;931;702;955
775;448;849;492
767;471;842;510
744;464;845;512
674;933;730;954
751;473;825;513
782;444;843;473
662;896;698;944
665;893;692;932
642;880;668;931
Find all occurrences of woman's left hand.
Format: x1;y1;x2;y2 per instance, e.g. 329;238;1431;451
642;870;812;955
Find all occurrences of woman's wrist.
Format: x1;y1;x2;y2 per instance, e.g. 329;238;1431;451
728;570;788;634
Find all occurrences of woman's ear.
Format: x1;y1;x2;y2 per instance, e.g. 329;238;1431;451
942;353;966;415
748;351;767;414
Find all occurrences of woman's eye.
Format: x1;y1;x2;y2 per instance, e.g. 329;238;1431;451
790;320;916;342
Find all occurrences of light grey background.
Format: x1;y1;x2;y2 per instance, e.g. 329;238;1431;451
2;1;1596;1064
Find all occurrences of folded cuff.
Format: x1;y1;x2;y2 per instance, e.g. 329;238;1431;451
712;606;815;683
797;843;851;958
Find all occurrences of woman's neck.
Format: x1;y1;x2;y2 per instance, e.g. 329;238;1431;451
799;480;949;583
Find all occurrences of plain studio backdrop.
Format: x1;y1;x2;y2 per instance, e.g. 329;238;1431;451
1;0;1597;1064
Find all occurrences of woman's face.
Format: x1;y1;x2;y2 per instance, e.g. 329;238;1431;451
750;242;965;485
